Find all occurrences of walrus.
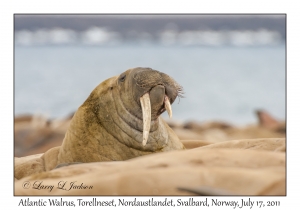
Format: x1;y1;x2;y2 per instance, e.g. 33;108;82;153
15;67;185;179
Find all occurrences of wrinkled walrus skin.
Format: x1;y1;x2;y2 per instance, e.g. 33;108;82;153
15;67;185;179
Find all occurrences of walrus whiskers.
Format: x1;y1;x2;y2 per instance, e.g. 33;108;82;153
140;93;151;146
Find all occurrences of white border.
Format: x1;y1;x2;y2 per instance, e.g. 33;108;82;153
2;0;297;209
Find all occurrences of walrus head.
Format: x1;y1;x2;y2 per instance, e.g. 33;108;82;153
116;67;183;146
58;67;184;164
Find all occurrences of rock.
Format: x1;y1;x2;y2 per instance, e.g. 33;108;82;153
256;110;286;133
14;114;71;157
198;138;285;152
180;140;212;149
14;138;285;196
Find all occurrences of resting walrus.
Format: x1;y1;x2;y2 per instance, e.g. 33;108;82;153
15;67;185;179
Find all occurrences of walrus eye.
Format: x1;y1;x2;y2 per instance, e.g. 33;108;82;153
119;74;126;82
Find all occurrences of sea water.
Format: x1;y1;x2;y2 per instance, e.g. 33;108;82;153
14;44;285;125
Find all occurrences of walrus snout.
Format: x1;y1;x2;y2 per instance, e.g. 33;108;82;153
149;85;165;117
132;68;180;107
148;84;176;118
139;85;174;146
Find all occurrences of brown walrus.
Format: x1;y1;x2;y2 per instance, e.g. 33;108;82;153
15;67;185;179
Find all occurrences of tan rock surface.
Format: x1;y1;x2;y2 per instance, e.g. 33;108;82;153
14;138;286;196
199;138;286;152
180;140;212;149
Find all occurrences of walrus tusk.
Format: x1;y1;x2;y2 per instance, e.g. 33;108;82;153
140;93;151;146
164;96;172;118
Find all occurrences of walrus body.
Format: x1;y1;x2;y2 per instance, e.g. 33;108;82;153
58;67;185;163
15;67;185;179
